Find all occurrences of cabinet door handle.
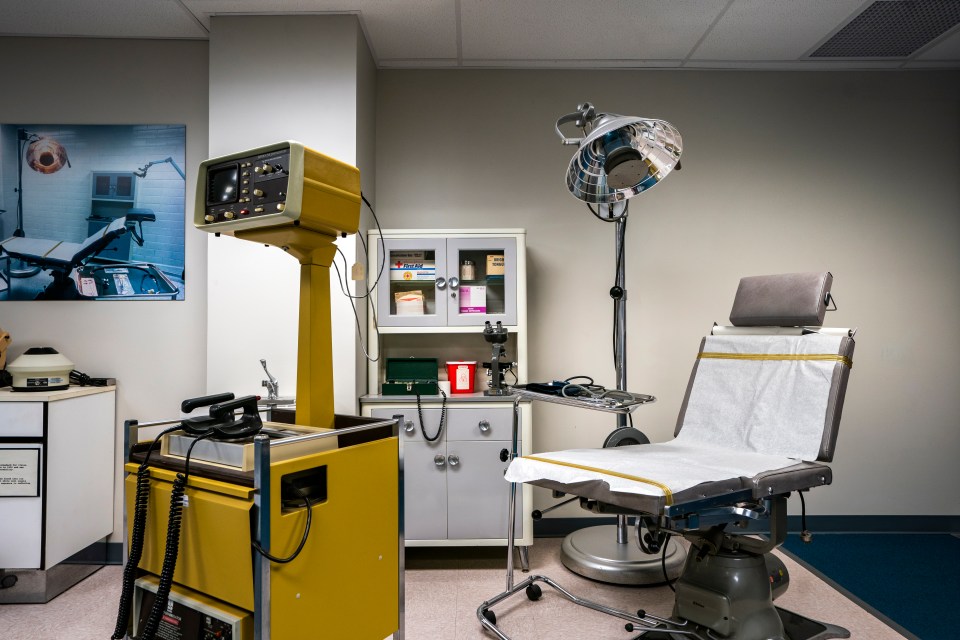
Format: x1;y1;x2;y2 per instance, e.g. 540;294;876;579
478;420;491;433
404;420;415;434
447;276;460;290
435;277;447;290
447;454;460;467
434;454;446;468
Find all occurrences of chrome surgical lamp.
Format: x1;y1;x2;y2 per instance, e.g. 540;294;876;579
554;102;684;585
14;129;72;237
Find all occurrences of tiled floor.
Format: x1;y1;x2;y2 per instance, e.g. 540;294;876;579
0;539;908;639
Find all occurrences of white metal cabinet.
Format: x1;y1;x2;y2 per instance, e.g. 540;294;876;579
366;401;531;547
363;229;531;548
0;387;116;572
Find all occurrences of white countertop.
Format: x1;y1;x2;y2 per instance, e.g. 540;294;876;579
0;385;116;402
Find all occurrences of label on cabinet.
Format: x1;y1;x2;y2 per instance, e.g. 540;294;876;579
0;448;40;497
390;251;436;281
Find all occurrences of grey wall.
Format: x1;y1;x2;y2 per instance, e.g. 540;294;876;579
356;27;378;399
0;37;209;540
376;69;960;518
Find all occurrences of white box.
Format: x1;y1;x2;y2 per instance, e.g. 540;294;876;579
459;285;486;314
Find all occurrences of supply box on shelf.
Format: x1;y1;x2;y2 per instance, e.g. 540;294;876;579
382;357;440;395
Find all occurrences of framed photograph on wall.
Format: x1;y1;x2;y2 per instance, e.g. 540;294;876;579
0;124;186;301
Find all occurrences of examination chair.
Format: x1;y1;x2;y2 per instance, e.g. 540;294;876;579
482;272;854;640
0;216;128;298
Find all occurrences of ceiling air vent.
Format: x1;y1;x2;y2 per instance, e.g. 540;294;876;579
811;0;960;58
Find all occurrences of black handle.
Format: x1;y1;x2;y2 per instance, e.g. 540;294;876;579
181;392;235;414
499;448;510;462
210;395;260;420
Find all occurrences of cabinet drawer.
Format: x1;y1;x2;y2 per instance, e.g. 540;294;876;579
370;408;445;444
0;402;44;437
446;407;515;441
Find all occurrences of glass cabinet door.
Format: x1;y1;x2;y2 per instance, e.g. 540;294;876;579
446;238;517;326
376;238;448;327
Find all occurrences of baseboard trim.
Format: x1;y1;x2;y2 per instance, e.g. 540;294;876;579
64;541;125;566
534;515;960;537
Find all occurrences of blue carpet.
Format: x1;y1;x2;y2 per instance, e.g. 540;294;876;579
781;533;960;639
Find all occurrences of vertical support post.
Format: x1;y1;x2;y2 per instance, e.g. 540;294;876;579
393;415;406;640
296;260;335;429
121;420;138;579
253;434;272;640
505;396;521;590
613;215;630;544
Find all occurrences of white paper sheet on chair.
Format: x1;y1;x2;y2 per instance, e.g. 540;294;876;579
506;333;845;498
677;334;843;461
505;442;798;498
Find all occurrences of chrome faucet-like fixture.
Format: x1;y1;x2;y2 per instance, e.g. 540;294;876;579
260;359;279;400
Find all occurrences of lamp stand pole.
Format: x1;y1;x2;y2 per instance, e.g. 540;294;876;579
6;129;42;280
558;210;686;585
14;128;27;238
612;216;630;544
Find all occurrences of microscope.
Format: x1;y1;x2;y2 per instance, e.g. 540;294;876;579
482;321;514;396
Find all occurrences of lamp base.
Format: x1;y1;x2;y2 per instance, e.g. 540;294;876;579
560;525;685;585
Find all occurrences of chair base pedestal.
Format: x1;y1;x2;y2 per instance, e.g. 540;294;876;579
560;525;686;585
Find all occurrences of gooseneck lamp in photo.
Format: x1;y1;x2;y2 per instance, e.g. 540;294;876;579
553;102;685;585
14;128;72;238
6;129;72;281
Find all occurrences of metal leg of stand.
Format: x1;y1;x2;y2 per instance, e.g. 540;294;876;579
478;574;697;640
518;546;529;573
504;397;521;591
253;435;272;640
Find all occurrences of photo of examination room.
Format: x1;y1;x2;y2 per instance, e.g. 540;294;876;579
0;3;958;640
0;124;186;301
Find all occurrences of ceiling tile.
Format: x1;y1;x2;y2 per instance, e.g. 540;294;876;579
183;0;458;60
691;0;866;60
915;25;960;60
460;0;728;61
0;0;208;38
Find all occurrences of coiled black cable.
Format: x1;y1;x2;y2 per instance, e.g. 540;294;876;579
415;390;447;442
251;482;312;564
111;426;182;640
136;432;213;640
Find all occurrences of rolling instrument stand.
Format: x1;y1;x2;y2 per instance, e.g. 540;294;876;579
477;391;681;640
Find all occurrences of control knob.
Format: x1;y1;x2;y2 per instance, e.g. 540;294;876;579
255;163;274;174
204;214;215;223
253;188;265;197
224;211;235;220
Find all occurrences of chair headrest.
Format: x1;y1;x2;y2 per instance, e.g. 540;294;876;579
729;272;833;327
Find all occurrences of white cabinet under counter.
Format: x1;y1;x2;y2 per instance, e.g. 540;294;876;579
361;394;532;548
0;385;116;603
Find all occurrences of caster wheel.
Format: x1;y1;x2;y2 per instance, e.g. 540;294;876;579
525;584;542;601
482;609;497;625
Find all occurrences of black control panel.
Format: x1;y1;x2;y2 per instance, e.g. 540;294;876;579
137;586;239;639
203;149;291;225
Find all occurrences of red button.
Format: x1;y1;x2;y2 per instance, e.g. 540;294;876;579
240;209;249;215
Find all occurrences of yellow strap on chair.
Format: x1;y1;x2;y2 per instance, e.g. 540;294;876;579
523;455;674;505
698;352;852;368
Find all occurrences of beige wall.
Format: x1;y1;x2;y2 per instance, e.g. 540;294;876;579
375;69;960;518
0;37;210;541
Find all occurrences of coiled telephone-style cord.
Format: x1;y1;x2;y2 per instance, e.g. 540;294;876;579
111;426;181;640
135;433;212;640
111;428;211;640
